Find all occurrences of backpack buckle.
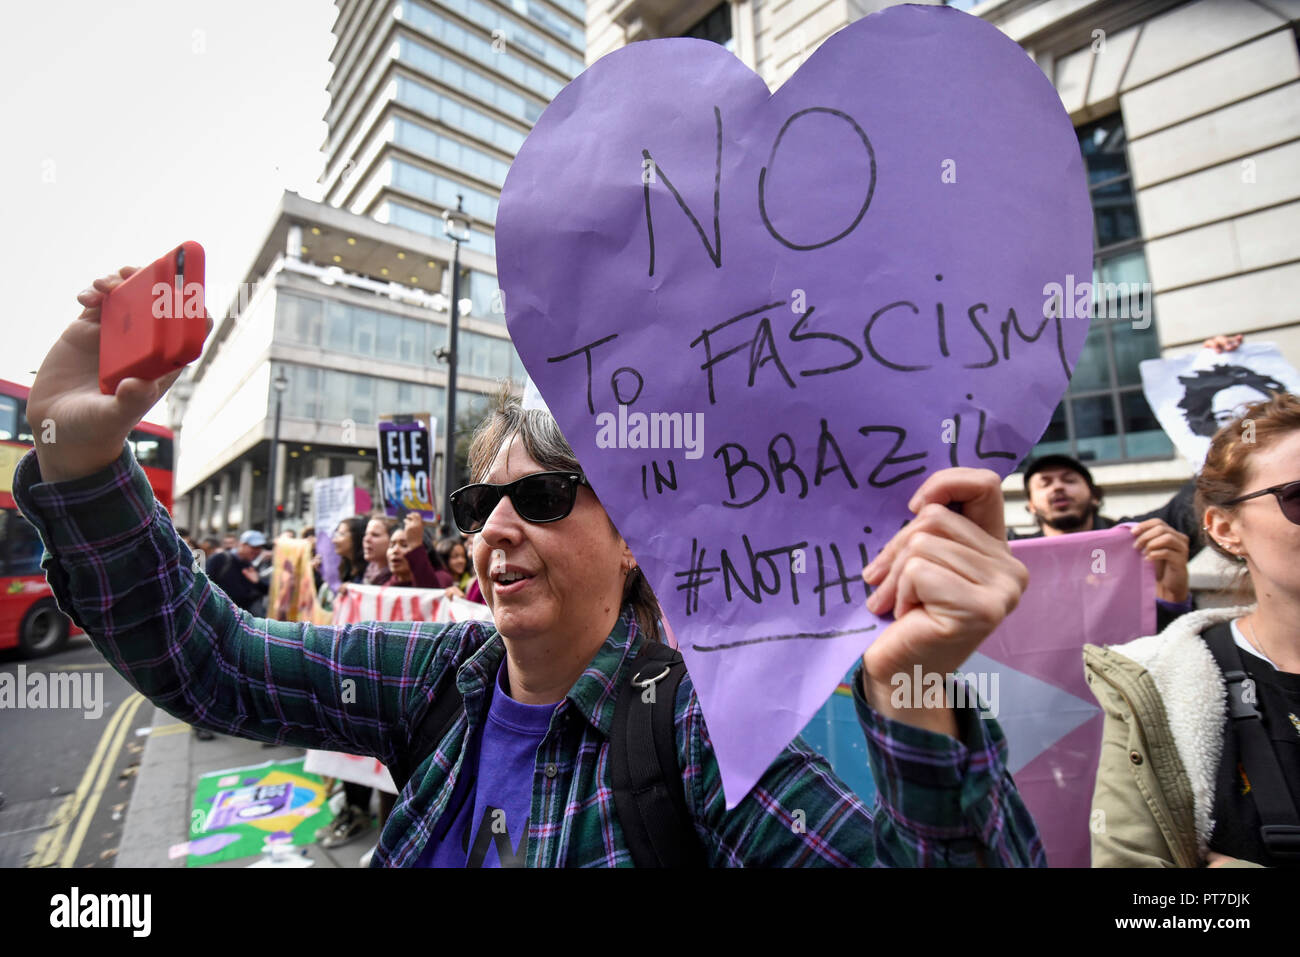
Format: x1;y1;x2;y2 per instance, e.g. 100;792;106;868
1224;669;1261;720
632;666;670;687
632;666;670;705
1261;825;1300;860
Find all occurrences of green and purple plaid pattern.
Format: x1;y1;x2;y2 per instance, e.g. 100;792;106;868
14;446;1044;867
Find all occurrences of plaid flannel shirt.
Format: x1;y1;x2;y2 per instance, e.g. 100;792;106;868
13;446;1045;867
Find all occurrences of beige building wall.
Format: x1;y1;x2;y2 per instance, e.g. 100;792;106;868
990;0;1300;358
587;0;1300;582
981;0;1300;584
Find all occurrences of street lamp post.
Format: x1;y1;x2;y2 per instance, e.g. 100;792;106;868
266;368;289;535
440;196;471;535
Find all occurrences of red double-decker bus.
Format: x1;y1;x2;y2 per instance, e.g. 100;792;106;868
0;378;175;657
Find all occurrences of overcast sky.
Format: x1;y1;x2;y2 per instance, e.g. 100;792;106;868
0;0;337;422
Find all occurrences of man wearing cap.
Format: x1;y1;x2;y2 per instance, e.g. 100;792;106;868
206;530;270;613
1013;454;1198;630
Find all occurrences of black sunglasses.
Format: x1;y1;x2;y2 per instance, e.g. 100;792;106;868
1223;480;1300;526
449;471;590;534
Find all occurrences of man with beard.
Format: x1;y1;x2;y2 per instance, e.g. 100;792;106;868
1009;335;1250;629
1013;454;1198;630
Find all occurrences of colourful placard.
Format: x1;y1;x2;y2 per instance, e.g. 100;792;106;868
376;415;437;519
185;758;333;867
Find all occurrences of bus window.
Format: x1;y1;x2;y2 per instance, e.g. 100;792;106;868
0;508;45;577
18;406;34;444
0;395;16;441
132;438;160;466
129;432;174;470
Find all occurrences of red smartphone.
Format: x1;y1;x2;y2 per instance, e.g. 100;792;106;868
98;241;209;395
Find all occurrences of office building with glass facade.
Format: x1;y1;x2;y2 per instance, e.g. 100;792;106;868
170;0;586;533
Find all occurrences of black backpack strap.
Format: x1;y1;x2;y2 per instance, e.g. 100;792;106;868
609;642;705;867
389;660;464;795
1203;621;1300;861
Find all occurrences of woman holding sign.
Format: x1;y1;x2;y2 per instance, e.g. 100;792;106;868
16;269;1042;867
1086;393;1300;868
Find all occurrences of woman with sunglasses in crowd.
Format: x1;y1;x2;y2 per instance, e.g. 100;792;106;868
1086;392;1300;868
16;270;1044;867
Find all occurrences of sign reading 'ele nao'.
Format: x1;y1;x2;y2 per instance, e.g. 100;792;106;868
377;414;438;521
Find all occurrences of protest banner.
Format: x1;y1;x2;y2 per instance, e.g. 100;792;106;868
304;584;492;793
967;525;1154;866
1140;342;1300;469
266;537;322;623
301;751;398;794
376;414;437;520
803;524;1154;865
331;583;492;627
496;5;1093;805
312;474;355;591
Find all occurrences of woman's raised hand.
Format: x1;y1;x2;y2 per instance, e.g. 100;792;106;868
860;468;1028;735
1201;334;1243;354
403;510;424;543
28;267;212;482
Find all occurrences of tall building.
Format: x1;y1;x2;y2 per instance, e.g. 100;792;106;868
319;0;587;257
589;0;878;84
171;0;587;535
586;0;1300;586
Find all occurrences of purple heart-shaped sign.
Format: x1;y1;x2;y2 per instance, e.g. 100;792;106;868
498;4;1092;806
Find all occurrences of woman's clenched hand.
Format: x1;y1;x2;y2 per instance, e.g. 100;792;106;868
860;468;1028;736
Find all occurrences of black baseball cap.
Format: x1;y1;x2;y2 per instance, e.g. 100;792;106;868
1022;454;1097;493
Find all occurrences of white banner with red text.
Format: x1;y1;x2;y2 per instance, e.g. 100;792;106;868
307;584;492;794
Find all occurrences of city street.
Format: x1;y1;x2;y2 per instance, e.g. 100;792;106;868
2;632;383;871
0;635;151;869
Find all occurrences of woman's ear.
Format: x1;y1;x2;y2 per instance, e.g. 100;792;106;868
609;524;635;573
604;512;634;569
1203;505;1243;556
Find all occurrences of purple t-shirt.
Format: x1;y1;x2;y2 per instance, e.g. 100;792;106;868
417;660;555;867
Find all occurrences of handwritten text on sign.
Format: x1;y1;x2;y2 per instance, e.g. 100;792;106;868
497;6;1094;804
